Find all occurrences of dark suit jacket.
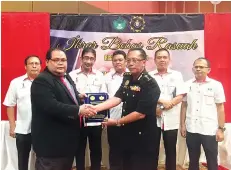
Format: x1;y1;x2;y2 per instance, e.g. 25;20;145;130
31;67;81;157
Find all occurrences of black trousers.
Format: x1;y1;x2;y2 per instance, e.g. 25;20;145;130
16;133;32;170
35;156;74;170
154;128;178;170
122;150;156;170
107;126;123;170
186;132;218;170
76;126;102;170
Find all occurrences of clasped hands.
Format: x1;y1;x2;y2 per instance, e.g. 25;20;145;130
78;93;97;118
79;104;97;118
161;100;175;110
156;100;175;117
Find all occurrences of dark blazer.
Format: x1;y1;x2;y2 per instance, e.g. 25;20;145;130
31;67;81;157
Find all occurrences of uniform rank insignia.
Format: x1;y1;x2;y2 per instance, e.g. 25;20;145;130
144;74;151;81
130;85;141;91
124;72;131;76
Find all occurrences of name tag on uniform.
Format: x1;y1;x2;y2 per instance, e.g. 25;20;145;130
84;93;110;123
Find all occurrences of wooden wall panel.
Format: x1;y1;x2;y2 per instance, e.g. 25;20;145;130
185;1;199;13
1;1;32;12
166;1;176;13
1;1;231;14
108;1;159;13
175;1;184;13
159;1;166;13
32;1;79;13
84;1;109;12
79;1;107;14
217;1;231;12
200;1;214;13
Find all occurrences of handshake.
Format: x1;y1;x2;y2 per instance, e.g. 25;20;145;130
79;104;98;118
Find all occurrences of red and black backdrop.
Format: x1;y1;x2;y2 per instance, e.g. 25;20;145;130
1;13;231;123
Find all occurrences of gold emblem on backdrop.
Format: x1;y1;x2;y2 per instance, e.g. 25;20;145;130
129;16;146;33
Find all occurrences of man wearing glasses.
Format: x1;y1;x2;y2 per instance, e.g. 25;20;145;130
69;47;107;170
104;50;128;170
149;48;185;170
180;57;226;170
31;48;96;170
3;55;42;170
90;48;161;170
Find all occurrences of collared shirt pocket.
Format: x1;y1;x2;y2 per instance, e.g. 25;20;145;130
91;79;101;92
17;85;30;100
204;91;214;105
167;85;176;95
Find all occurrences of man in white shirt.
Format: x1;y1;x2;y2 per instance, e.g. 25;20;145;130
180;57;226;170
104;50;127;170
3;55;42;170
69;48;107;170
149;48;184;170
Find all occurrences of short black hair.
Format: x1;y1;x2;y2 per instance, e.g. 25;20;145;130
46;47;66;60
81;47;96;58
193;57;211;68
24;55;42;65
128;48;147;60
154;48;170;58
112;50;126;60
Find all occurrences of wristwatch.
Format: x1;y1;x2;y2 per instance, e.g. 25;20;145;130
218;126;226;132
116;120;121;127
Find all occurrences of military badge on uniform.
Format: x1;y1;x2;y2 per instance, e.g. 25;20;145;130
130;85;141;91
125;80;130;86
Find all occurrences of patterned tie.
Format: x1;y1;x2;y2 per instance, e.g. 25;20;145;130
60;76;78;104
60;76;83;127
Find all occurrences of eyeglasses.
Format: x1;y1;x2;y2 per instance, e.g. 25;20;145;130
82;56;95;62
126;58;144;64
193;66;209;69
27;62;41;66
50;58;67;64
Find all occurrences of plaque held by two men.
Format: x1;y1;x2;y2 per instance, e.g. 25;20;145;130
84;93;110;124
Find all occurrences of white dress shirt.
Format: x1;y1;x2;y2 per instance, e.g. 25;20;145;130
104;69;129;120
3;74;33;134
183;77;226;136
69;68;107;126
149;69;185;131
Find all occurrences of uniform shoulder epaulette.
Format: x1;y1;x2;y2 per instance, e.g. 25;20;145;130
123;72;131;76
139;72;154;84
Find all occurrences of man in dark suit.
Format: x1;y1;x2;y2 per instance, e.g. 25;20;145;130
31;48;96;170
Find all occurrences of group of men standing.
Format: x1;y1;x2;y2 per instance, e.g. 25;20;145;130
3;47;226;170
